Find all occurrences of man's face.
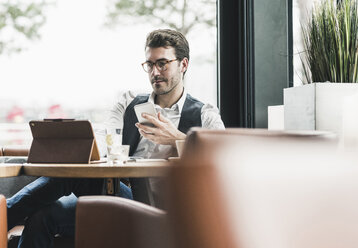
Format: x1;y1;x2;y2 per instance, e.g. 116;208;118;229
145;46;185;95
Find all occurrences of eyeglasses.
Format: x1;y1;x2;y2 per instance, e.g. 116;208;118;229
141;59;178;73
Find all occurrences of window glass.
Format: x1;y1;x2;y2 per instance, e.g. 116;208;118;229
0;0;217;145
293;0;322;85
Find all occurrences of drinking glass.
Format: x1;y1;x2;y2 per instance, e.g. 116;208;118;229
175;139;185;157
105;127;129;165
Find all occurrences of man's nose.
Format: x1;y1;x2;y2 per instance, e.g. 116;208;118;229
151;66;161;76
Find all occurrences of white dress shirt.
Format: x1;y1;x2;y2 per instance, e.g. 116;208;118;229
107;90;225;159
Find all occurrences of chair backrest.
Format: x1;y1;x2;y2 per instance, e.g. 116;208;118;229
75;196;171;248
168;128;358;248
0;195;7;248
0;147;29;157
182;128;337;161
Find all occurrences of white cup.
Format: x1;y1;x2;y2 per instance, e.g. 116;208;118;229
175;140;185;157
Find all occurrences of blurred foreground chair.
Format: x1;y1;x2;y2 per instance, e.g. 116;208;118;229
168;128;358;248
0;195;7;248
76;128;356;248
75;196;171;248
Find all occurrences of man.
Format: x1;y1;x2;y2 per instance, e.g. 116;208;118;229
7;29;224;247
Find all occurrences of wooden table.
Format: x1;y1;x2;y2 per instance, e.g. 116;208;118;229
1;160;172;206
22;160;171;206
22;160;170;178
0;164;22;178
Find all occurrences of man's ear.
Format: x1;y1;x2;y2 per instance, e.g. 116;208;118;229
181;58;189;73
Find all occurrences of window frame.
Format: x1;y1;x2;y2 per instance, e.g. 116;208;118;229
217;0;255;128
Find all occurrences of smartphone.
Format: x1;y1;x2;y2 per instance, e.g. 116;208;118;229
134;102;157;126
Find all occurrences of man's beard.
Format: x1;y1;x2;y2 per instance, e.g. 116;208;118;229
151;75;180;95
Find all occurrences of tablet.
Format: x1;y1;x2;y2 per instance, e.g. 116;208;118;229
27;119;100;164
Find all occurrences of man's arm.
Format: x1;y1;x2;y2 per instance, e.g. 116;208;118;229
135;103;224;147
96;91;137;156
107;91;138;127
201;103;225;130
135;112;186;147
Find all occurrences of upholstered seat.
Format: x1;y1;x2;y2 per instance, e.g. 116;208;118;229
75;196;171;248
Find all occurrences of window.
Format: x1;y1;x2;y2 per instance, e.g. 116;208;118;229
293;0;322;85
0;0;217;145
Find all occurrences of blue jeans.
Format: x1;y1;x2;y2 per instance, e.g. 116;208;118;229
7;177;132;248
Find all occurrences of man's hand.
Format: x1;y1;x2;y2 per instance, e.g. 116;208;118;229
135;112;186;146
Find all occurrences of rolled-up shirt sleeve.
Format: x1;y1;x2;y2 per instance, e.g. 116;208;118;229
107;90;138;128
201;103;225;130
96;91;138;157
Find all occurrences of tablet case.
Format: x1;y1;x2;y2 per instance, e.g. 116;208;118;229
27;120;100;164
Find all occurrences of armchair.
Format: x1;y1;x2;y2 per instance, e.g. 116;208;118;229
0;147;29;157
167;128;358;248
76;128;356;248
0;146;29;164
75;196;171;248
0;195;7;248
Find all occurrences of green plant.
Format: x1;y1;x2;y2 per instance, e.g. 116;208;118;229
302;0;358;83
0;1;50;55
105;0;216;36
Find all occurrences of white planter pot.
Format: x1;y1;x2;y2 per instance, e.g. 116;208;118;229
268;105;284;130
284;83;358;133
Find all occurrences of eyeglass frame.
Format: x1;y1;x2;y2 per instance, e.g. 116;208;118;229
141;58;179;73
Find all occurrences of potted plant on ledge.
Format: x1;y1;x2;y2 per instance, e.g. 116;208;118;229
284;0;358;133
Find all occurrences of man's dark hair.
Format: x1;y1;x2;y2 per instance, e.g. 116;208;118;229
145;29;190;62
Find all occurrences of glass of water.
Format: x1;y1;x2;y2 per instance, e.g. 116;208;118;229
105;127;129;165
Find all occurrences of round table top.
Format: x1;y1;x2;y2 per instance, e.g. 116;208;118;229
22;161;171;178
0;164;22;178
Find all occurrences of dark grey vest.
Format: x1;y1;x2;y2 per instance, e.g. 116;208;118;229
122;93;204;204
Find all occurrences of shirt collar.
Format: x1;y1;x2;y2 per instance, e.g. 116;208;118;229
149;89;187;114
176;89;187;113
